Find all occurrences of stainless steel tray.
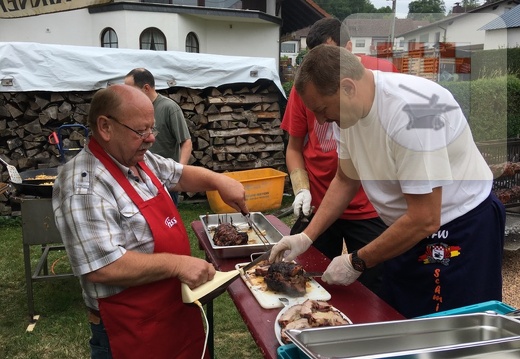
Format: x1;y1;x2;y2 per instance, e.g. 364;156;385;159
286;313;520;359
199;212;282;258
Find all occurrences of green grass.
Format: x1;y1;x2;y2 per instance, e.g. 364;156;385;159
0;196;295;359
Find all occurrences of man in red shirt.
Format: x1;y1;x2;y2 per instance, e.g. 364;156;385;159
282;18;397;296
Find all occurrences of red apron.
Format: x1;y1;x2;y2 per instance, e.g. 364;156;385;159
89;138;208;359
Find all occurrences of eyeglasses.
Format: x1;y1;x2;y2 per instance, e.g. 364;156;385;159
106;115;159;139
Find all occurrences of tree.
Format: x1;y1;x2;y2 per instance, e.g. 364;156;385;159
408;0;446;20
447;0;481;13
315;0;381;20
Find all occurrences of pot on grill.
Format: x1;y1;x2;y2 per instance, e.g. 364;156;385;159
11;168;58;197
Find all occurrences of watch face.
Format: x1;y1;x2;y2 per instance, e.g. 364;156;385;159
352;252;366;272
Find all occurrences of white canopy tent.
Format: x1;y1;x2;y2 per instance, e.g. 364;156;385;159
0;42;285;95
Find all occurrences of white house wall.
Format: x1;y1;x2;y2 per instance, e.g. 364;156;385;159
0;9;96;45
402;4;512;50
483;28;510;50
507;30;520;48
0;8;279;59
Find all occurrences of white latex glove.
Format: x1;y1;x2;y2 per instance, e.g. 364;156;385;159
321;253;362;286
293;189;312;217
269;232;313;263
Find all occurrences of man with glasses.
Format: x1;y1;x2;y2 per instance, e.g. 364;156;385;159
125;68;192;205
52;84;248;358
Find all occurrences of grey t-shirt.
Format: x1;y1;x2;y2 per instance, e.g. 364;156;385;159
150;94;190;162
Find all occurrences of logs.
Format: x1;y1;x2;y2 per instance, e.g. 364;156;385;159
0;79;287;214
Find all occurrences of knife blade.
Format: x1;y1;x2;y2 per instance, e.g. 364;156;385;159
303;271;323;278
238;248;272;274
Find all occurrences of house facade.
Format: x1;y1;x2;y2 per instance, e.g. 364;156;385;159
0;0;328;65
480;4;520;49
400;0;519;51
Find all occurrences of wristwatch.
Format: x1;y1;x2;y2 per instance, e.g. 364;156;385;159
351;250;367;272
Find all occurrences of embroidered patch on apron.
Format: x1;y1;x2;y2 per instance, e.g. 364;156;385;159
418;243;461;265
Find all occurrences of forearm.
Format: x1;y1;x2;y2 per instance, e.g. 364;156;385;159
178;139;193;165
359;189;442;268
85;251;181;287
359;214;438;268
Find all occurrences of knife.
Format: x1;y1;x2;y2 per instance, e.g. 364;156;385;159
239;248;272;273
303;271;323;278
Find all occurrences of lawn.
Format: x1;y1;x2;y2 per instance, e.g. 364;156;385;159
0;196;295;359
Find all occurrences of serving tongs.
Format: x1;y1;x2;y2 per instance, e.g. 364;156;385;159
241;211;270;247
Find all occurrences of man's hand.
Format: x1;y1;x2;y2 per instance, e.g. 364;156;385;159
321;253;361;286
293;189;312;216
269;232;313;263
173;256;216;289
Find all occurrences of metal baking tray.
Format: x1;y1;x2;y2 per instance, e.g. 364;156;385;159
200;212;283;258
285;313;520;358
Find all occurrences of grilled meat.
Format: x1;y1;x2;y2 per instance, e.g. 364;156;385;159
277;299;350;344
264;262;307;297
213;223;248;246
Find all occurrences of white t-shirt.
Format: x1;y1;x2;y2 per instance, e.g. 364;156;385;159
334;71;492;226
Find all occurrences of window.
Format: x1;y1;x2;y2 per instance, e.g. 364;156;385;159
185;32;199;53
140;28;166;51
355;39;365;48
281;42;296;53
419;33;429;43
101;28;118;48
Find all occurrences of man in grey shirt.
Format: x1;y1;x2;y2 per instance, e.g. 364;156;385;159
125;68;192;205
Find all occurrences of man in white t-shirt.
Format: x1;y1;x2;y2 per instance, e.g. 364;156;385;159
269;45;506;318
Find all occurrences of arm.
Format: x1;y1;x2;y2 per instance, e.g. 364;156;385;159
287;135;312;216
359;187;442;268
174;165;247;213
286;135;306;173
321;186;442;286
178;138;193;165
85;251;215;289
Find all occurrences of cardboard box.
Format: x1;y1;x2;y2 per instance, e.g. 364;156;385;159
206;168;287;213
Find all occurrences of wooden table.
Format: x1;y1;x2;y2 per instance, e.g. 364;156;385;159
192;215;405;359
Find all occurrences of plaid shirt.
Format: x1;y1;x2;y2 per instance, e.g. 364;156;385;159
52;145;182;310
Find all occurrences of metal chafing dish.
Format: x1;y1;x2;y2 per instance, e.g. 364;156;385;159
200;212;282;258
285;313;520;358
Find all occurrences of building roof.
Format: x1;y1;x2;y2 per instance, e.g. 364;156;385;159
89;0;329;38
480;4;520;30
345;17;430;38
400;0;520;36
280;0;330;35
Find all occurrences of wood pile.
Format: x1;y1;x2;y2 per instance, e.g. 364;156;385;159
0;79;287;215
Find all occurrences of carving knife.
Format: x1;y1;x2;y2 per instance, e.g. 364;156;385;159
303;271;323;278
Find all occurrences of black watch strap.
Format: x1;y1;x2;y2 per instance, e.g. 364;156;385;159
351;250;367;272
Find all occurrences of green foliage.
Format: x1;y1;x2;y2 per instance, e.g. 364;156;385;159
440;75;520;141
283;81;294;98
407;0;446;20
315;0;378;19
471;48;520;79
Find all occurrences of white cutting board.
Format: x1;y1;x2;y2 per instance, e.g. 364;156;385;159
236;263;331;309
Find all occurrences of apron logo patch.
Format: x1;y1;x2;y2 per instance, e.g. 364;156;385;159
418;243;461;265
164;216;178;228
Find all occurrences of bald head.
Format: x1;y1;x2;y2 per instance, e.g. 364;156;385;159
88;84;152;134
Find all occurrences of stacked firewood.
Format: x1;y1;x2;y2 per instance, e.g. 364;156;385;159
0;79;287;215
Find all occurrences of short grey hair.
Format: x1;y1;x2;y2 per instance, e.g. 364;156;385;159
295;44;365;97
